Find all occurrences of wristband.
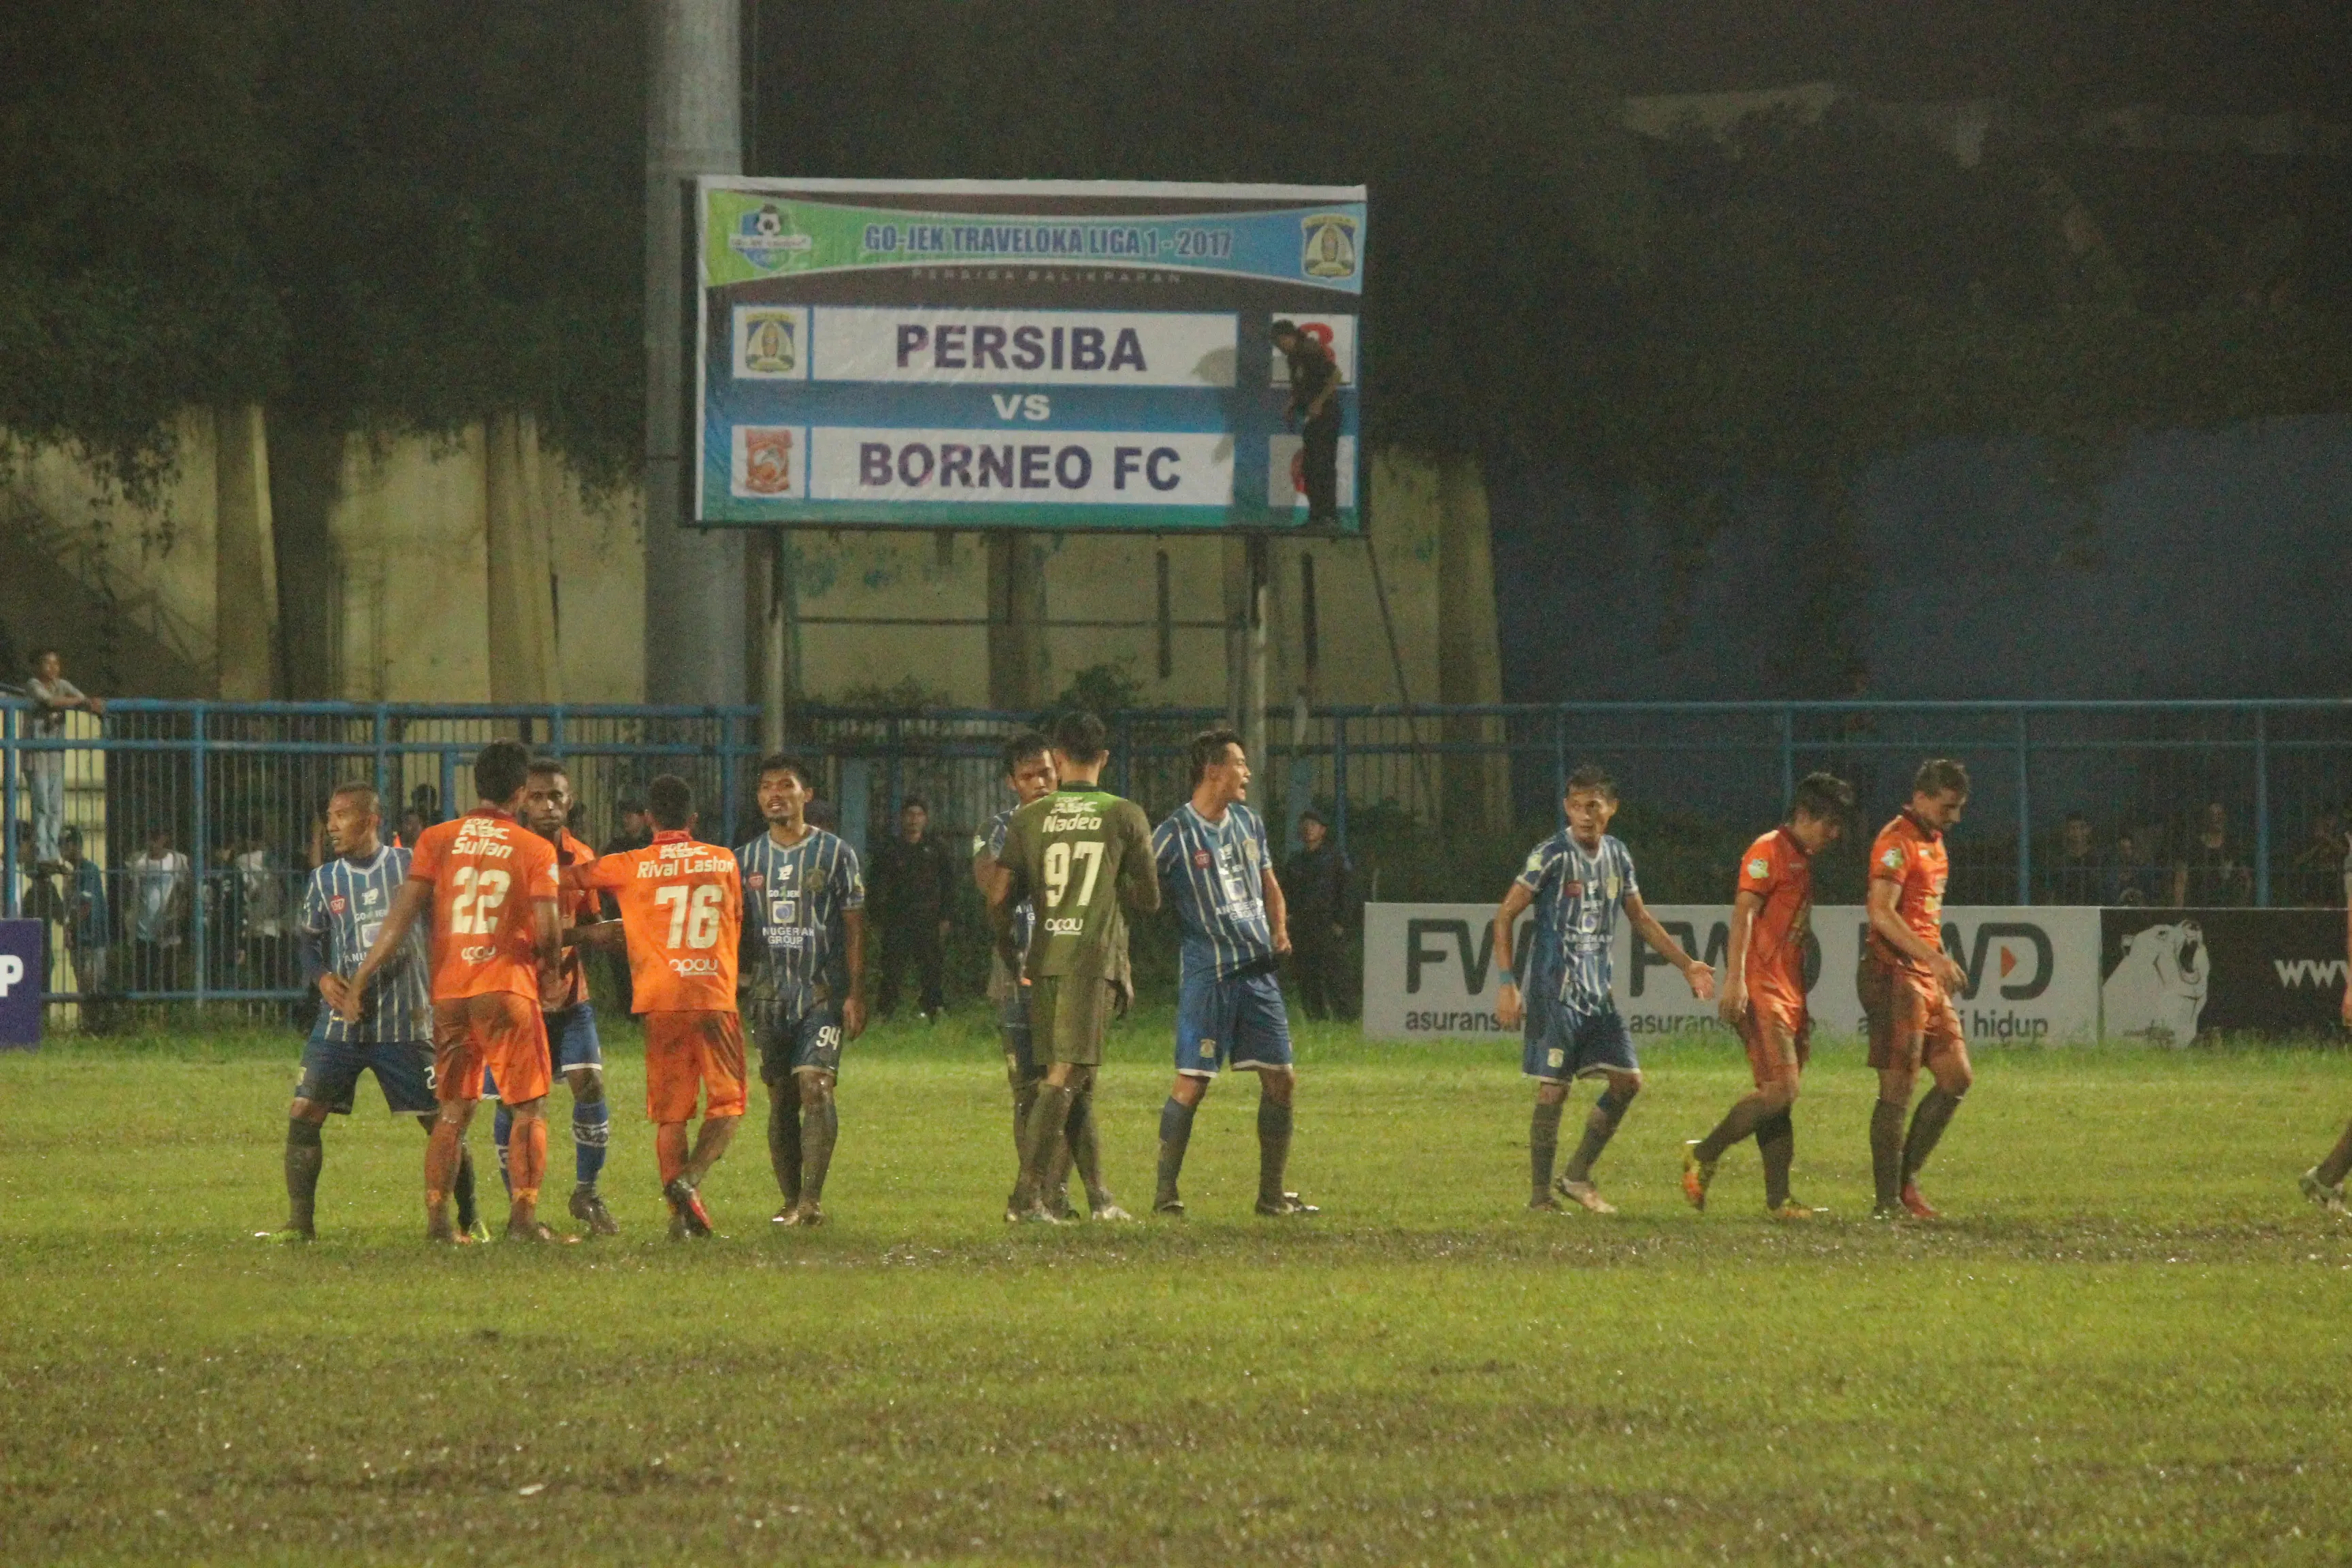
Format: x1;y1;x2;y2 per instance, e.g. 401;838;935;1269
1496;966;1514;985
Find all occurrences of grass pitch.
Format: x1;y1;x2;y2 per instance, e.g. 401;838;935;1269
4;1010;2352;1566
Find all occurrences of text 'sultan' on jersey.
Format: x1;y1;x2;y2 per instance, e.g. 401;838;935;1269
998;787;1160;983
1152;800;1275;980
736;828;864;1009
1514;830;1640;1015
299;846;428;1043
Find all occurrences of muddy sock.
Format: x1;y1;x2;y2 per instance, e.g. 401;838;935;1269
453;1141;478;1232
2320;1118;2352;1188
800;1095;838;1207
1019;1085;1077;1210
1256;1096;1293;1207
768;1099;802;1206
1561;1093;1629;1184
1757;1111;1795;1208
1696;1094;1772;1162
1156;1097;1196;1209
1902;1088;1963;1181
1870;1099;1906;1210
491;1101;514;1198
1068;1089;1108;1209
284;1119;323;1235
1529;1099;1563;1202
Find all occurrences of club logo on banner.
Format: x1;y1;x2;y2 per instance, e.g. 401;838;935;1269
1360;904;2100;1043
2100;907;2345;1041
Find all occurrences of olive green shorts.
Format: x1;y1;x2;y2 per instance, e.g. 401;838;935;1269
1028;976;1122;1067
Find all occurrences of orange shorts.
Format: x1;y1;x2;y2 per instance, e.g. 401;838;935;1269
1739;983;1810;1087
1859;958;1963;1070
643;1010;747;1124
431;994;551;1106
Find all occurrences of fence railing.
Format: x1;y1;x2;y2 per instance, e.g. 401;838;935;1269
7;695;2349;1016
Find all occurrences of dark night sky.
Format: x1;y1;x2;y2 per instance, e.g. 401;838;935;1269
1600;0;2350;114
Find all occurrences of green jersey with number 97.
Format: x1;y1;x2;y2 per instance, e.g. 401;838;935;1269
996;787;1160;983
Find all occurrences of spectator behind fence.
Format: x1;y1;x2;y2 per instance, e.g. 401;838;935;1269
24;648;104;870
233;823;292;990
59;827;112;1025
870;795;958;1022
2288;807;2346;906
127;826;190;992
2038;813;2106;904
2106;826;2166;907
2175;800;2253;907
1281;808;1356;1019
396;807;427;850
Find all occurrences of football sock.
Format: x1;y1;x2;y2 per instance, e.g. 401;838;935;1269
1902;1088;1964;1181
1156;1097;1197;1209
1696;1094;1772;1162
572;1094;610;1192
1068;1087;1109;1208
1561;1094;1629;1184
1019;1085;1077;1209
2316;1119;2352;1188
656;1122;691;1189
1011;1071;1039;1166
1757;1110;1795;1209
424;1119;466;1232
767;1099;802;1205
492;1102;514;1198
1529;1098;1563;1201
284;1118;324;1235
1869;1099;1906;1209
1256;1095;1294;1207
509;1114;548;1208
800;1093;838;1206
1045;1093;1083;1213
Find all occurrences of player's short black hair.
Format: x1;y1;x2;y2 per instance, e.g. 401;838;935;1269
1299;806;1326;827
1051;709;1109;766
2063;811;2089;825
901;794;929;815
29;647;61;667
1564;765;1616;801
59;826;80;847
1913;757;1971;800
647;773;694;830
1001;729;1051;776
328;780;380;814
755;753;813;789
1187;726;1245;789
473;739;532;805
1790;772;1855;823
615;794;648;815
526;753;568;779
1270;318;1299;341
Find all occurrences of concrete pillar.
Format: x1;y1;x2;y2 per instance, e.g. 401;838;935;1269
987;532;1049;708
1436;455;1509;834
644;0;747;708
213;404;280;699
755;529;795;750
485;410;561;703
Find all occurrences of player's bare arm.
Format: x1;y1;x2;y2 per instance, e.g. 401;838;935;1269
563;921;626;953
1492;881;1535;1029
1867;878;1965;991
341;878;434;1022
1718;889;1762;1027
1262;866;1292;957
531;895;563;973
841;906;868;1039
1624;890;1715;1000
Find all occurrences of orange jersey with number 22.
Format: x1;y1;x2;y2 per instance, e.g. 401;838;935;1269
408;811;560;1002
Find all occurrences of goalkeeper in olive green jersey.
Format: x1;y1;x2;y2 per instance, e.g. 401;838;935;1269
990;709;1161;1222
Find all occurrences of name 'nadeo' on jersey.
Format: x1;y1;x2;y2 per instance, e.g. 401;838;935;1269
736;827;864;1008
1152;800;1275;979
299;845;429;1043
1515;830;1640;1015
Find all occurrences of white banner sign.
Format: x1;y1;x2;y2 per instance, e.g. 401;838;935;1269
808;308;1238;386
803;427;1233;506
1361;902;2102;1044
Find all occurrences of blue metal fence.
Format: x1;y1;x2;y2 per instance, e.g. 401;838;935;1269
7;694;2349;1019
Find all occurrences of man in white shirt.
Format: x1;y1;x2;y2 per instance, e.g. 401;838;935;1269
24;649;103;870
127;826;191;994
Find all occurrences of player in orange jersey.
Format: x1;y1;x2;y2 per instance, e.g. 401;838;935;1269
343;740;566;1242
565;773;746;1239
1683;772;1853;1218
1859;758;1975;1221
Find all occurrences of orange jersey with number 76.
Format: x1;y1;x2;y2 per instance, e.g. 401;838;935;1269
574;831;742;1013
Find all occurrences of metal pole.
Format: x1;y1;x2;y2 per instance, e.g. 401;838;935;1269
372;703;390;813
1778;705;1795;811
441;749;459;825
192;704;208;1010
1115;714;1132;800
719;710;740;842
762;527;791;752
1332;713;1349;853
2;706;16;918
2014;709;2031;906
643;0;747;709
1243;535;1269;777
2254;706;2271;907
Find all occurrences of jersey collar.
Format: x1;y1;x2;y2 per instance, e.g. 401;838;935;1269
1898;807;1942;843
1774;825;1812;862
653;829;692;845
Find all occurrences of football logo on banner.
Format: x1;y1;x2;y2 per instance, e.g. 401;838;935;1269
1301;213;1358;279
731;427;803;498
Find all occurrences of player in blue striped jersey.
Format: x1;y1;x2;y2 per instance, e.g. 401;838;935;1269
736;753;866;1226
1493;766;1715;1214
263;781;481;1242
1149;728;1316;1218
973;730;1117;1220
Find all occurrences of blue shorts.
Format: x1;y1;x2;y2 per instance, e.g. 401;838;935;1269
483;1002;603;1098
297;1026;437;1116
1522;1004;1637;1083
1175;964;1294;1077
757;1006;843;1084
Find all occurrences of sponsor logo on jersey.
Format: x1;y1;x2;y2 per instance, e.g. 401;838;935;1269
1882;848;1905;869
668;957;723;977
1748;858;1769;878
461;944;497;963
1043;917;1084;936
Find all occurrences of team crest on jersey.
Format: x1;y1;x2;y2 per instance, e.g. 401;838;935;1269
1563;881;1583;897
1882;848;1905;870
1547;1047;1565;1069
1748;858;1769;878
328;896;347;915
1605;876;1621;900
746;873;764;891
1192;849;1212;868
